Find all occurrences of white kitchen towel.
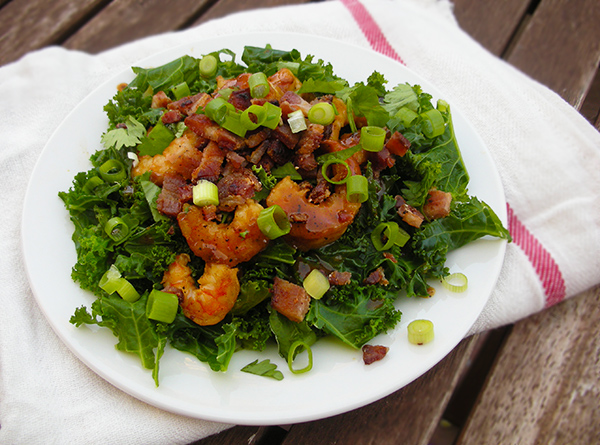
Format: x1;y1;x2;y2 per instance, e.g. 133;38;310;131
1;0;599;443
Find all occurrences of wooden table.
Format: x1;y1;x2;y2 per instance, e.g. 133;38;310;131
3;1;599;443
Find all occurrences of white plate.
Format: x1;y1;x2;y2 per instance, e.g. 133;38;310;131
22;33;507;425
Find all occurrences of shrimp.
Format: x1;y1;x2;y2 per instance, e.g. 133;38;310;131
177;199;269;266
266;176;361;251
162;253;239;326
131;129;203;185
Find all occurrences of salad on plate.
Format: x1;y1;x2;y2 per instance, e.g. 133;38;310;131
59;44;510;385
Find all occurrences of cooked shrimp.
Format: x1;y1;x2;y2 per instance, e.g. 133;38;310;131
177;199;269;266
266;176;361;251
162;253;239;326
131;129;203;185
329;97;348;141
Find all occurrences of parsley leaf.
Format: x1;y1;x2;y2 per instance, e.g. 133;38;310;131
241;359;284;381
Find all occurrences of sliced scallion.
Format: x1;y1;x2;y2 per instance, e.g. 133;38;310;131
421;108;445;138
99;264;122;294
360;126;386;152
441;273;468;293
171;81;190;100
192;180;219;207
287;341;313;374
308;102;336;126
303;269;330;299
248;72;269;98
321;159;350;185
240;104;267;131
204;97;234;125
199;54;218;78
104;216;130;243
114;278;140;303
407;319;434;345
371;221;410;250
257;205;290;239
262;102;282;129
287;110;307;133
99;159;127;182
346;174;369;203
146;289;179;324
395;106;419;127
83;176;104;194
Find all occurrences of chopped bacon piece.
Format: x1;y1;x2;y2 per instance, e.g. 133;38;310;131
152;91;171;109
168;92;211;116
161;109;183;124
156;174;192;217
362;344;389;365
191;141;225;183
395;195;425;228
368;146;395;171
185;114;246;151
383;252;397;263
217;168;262;212
271;277;311;323
385;131;411;157
272;123;300;149
328;270;352;286
307;174;331;204
279;90;312;117
245;128;271;149
297;123;324;155
216;72;251;91
422;189;452;220
201;204;218;222
228;88;252;111
266;139;291;165
364;267;389;286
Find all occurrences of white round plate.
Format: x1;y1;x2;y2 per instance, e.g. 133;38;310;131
22;33;507;425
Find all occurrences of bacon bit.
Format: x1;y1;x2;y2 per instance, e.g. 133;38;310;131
192;141;225;182
156;174;192;217
228;88;252;111
266;139;291;165
328;270;352;286
362;344;389;365
272;123;301;149
217;169;261;212
271;277;311;323
383;252;397;263
422;189;452;220
308;173;332;205
245;127;271;149
364;267;389;286
185;114;246;151
201;204;219;222
385;131;411;157
395;195;425;228
279;90;312;117
168;92;211;116
161;109;183;124
152;91;171;109
368;146;395;171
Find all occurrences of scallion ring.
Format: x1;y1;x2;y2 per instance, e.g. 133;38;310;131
171;81;190;100
257;205;291;239
240;104;267;131
407;319;434;345
371;222;402;251
421;108;445;138
114;277;141;303
248;72;269;98
99;159;126;182
146;289;179;324
104;217;130;243
308;102;336;126
262;102;283;129
99;264;122;294
360;126;386;152
287;109;307;133
192;180;219;207
83;176;104;194
441;273;468;293
199;54;218;78
346;174;369;203
321;159;351;185
287;341;313;374
204;97;234;125
303;269;330;299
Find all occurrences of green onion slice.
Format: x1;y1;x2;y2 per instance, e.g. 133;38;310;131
287;110;307;133
421;108;445;138
199;54;218;78
99;159;127;182
308;102;336;126
346;174;369;203
204;97;234;125
192;180;219;207
257;205;291;239
104;216;130;243
360;126;386;152
395;106;419;127
171;81;190;100
262;102;282;129
321;159;351;185
83;176;104;194
407;319;434;345
99;264;122;294
146;289;179;324
248;72;269;98
287;341;313;374
240;104;267;130
441;272;468;293
303;269;330;299
371;221;410;250
114;278;141;303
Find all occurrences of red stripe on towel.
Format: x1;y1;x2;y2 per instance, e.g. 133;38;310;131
340;0;405;65
507;203;566;307
342;0;567;308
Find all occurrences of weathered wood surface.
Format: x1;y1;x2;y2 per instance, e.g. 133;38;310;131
1;0;598;443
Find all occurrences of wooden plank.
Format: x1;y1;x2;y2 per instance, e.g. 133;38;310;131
506;0;600;109
451;0;532;56
0;0;106;65
192;0;313;25
280;335;481;445
62;0;213;54
457;287;600;444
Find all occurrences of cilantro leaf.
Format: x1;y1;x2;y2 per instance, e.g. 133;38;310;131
241;359;284;381
101;116;146;150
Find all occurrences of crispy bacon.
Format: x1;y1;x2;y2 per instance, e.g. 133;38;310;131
279;90;312;117
385;131;411;157
217;168;262;212
192;141;225;182
270;277;311;323
395;195;425;228
272;123;300;149
151;91;171;109
328;270;352;286
161;109;183;124
156;174;192;217
228;88;252;111
369;146;395;171
422;189;452;220
168;92;211;116
362;345;389;365
364;267;389;286
185;114;246;151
